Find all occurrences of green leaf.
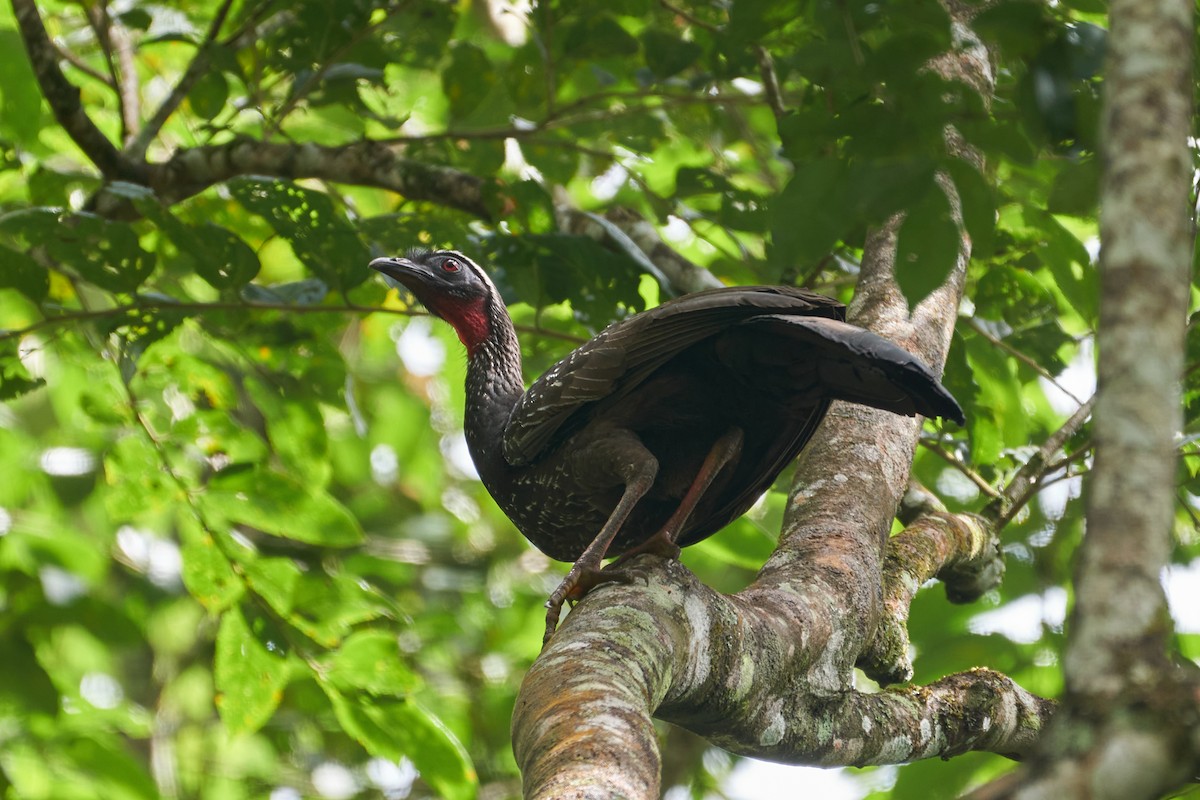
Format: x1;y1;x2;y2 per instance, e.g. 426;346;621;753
0;634;58;717
850;159;938;221
1024;207;1096;322
137;197;260;289
561;15;639;59
188;70;229;120
230;177;368;289
0;338;44;400
320;630;417;696
895;184;961;305
501;180;557;236
214;606;290;735
965;331;1028;463
442;42;506;126
61;736;159;800
972;1;1052;57
727;1;796;44
200;466;365;547
288;572;393;646
117;8;152;30
0;244;48;301
104;303;192;365
243;375;330;487
1047;157;1100;217
641;30;702;79
179;517;244;612
945;159;997;258
323;687;476;800
0;208;156;293
242;556;302;616
770;158;848;265
0;29;43;144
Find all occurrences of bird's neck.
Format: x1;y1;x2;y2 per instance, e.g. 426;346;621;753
462;295;524;470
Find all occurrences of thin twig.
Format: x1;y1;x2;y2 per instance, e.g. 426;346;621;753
966;316;1087;406
658;0;721;32
919;439;1003;499
985;396;1096;528
83;1;122;123
126;0;238;159
755;46;787;123
110;18;141;144
53;40;114;87
0;297;587;346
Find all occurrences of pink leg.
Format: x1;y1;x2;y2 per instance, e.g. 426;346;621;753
543;467;655;645
608;426;744;567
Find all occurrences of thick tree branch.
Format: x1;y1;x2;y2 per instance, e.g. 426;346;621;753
516;561;1054;797
859;511;1002;686
1068;0;1191;696
11;0;146;182
135;139;490;219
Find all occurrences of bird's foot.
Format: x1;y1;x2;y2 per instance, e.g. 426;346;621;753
542;563;637;646
605;529;682;571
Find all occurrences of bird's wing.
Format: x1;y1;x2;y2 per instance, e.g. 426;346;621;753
728;314;965;423
501;286;844;466
675;315;962;545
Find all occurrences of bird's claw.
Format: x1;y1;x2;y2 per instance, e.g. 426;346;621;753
542;564;638;646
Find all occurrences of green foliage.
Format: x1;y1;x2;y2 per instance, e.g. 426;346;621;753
0;0;1196;798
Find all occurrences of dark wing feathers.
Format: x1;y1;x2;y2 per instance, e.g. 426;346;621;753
502;287;842;465
740;315;965;423
501;285;960;466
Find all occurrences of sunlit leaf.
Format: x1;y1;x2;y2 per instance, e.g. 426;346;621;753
320;629;417;696
214;605;291;735
230;177;368;289
323;687;477;800
200;467;365;547
179;518;244;613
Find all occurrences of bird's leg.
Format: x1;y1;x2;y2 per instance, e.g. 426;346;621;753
608;426;745;567
544;462;657;645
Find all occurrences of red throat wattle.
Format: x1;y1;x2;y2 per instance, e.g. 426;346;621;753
430;296;491;355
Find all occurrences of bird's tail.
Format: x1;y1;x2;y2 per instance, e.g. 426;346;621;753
740;315;965;424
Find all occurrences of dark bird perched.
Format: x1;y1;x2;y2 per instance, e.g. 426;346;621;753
371;249;963;643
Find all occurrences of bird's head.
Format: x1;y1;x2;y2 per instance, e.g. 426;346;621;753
370;249;498;354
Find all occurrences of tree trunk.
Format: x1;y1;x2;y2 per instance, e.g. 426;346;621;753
996;0;1200;797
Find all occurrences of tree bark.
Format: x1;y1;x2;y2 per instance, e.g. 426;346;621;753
984;0;1200;797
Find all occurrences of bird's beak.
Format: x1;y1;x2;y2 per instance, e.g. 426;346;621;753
369;256;424;285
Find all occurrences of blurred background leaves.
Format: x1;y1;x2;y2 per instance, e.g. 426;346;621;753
0;0;1196;798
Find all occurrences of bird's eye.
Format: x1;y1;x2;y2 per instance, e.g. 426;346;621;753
441;258;461;273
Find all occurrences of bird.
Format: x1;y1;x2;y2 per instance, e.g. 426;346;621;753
370;249;964;643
